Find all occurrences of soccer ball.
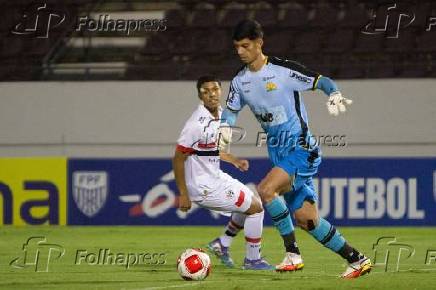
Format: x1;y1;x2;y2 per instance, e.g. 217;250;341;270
177;248;211;281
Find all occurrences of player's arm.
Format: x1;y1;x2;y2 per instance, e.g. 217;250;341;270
172;148;191;212
219;152;249;172
174;121;199;212
219;80;244;148
283;58;352;116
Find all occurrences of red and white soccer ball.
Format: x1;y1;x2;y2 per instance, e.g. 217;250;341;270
177;248;211;281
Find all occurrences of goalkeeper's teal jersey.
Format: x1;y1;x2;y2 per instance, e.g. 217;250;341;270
225;56;321;155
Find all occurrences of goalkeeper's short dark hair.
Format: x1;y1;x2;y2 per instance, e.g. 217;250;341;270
196;75;221;95
233;19;264;41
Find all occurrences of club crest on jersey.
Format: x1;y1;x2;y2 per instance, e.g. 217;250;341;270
265;82;277;92
72;171;108;217
225;190;235;199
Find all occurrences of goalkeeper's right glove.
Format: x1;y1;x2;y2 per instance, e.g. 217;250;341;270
218;123;232;151
327;91;353;116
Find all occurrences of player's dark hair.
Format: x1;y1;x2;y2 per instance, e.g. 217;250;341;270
196;75;221;96
232;19;264;41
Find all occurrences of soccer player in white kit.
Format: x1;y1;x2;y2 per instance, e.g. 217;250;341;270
173;75;273;270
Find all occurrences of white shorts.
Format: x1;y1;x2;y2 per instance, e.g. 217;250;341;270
193;179;254;214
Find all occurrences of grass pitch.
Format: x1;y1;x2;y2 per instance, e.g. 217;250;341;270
0;226;435;290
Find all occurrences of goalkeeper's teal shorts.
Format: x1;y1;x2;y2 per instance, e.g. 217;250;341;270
268;142;321;212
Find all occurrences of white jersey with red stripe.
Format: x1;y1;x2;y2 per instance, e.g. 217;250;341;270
176;104;252;212
177;104;227;200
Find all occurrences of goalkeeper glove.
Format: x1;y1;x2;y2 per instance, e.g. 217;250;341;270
218;123;232;151
327;91;353;116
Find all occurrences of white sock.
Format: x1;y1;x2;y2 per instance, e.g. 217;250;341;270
244;211;264;260
219;213;246;247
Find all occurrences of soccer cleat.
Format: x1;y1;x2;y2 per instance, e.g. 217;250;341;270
242;258;275;270
341;256;372;279
275;252;304;272
206;238;235;268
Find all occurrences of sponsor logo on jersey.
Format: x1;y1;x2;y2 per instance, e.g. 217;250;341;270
255;112;274;123
72;171;108;217
241;81;251;86
290;72;311;83
262;76;275;81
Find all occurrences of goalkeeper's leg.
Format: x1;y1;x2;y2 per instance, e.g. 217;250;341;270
257;167;304;272
293;181;372;278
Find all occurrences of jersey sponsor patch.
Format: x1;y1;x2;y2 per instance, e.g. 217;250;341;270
254;105;288;126
290;71;312;83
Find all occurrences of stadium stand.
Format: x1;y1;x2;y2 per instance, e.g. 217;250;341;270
1;0;435;80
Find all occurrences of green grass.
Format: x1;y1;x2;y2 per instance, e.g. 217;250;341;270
1;226;436;290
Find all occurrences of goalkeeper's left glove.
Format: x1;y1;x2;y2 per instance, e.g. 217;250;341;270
327;91;353;116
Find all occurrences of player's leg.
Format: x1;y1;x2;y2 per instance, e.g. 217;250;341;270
256;167;303;271
208;212;245;268
203;181;272;270
235;183;273;270
292;177;372;278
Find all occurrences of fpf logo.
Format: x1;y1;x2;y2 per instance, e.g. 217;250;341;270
10;237;65;272
362;3;415;38
11;3;66;38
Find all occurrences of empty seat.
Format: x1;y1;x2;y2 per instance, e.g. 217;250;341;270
416;32;436;52
143;34;170;55
191;9;218;28
367;62;396;78
202;29;231;54
253;8;277;28
384;31;416;52
263;32;293;56
292;31;322;54
310;5;339;28
324;29;354;53
219;8;249;28
278;7;308;29
164;10;186;30
338;5;370;29
353;33;384;53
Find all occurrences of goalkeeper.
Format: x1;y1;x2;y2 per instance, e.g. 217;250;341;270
219;19;371;278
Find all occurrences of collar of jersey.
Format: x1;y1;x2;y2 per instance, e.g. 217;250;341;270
246;56;269;74
198;103;222;119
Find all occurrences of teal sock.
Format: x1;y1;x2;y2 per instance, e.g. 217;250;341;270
264;197;294;236
309;218;345;252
